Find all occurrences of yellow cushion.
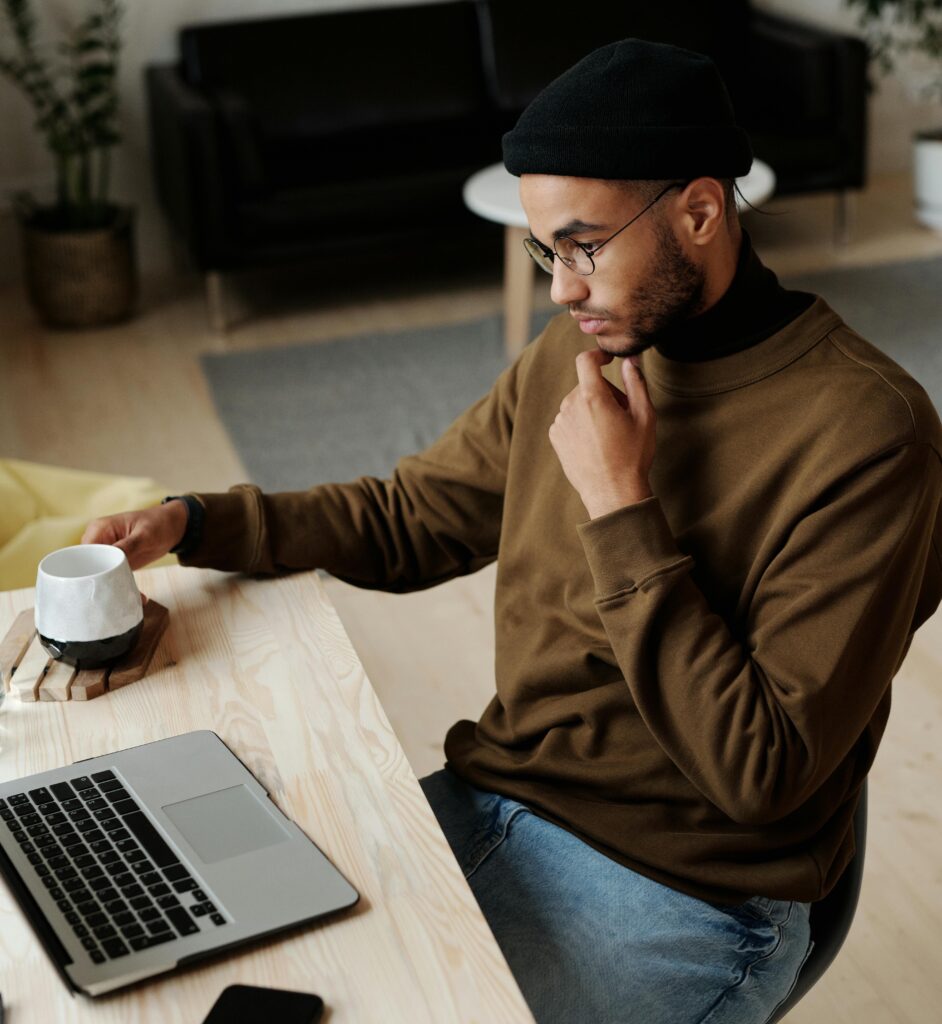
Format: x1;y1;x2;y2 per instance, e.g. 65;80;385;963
0;459;177;591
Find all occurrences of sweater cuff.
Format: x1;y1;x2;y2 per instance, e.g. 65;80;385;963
177;484;265;573
576;495;692;597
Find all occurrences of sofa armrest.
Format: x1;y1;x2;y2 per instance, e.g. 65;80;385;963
144;64;229;271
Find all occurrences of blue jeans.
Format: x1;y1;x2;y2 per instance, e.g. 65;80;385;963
419;767;815;1024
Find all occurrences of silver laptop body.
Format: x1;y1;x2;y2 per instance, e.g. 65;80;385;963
0;730;359;996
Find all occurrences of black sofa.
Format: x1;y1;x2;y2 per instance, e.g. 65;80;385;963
144;0;869;328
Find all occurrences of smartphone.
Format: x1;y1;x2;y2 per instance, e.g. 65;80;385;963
201;984;324;1023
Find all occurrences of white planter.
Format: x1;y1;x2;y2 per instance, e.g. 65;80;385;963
914;130;942;230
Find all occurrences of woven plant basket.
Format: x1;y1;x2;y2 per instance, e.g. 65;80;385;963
20;204;138;328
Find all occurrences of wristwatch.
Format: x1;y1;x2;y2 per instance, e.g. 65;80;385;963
160;494;205;558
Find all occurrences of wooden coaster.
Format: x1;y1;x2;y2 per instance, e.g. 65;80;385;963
0;600;169;702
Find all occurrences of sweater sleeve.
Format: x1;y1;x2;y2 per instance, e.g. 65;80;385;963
575;440;942;826
178;341;531;593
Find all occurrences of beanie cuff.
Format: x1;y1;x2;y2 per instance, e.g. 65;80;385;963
503;124;753;180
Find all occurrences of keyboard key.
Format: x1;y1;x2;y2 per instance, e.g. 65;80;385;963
68;807;91;821
56;898;72;913
157;894;180;909
130;895;152;911
41;876;57;889
86;912;108;928
49;886;65;901
28;788;52;805
112;799;137;816
61;799;83;813
101;819;123;833
115;839;139;854
34;863;49;877
64;911;81;925
173;878;198;894
105;788;131;803
90;840;114;856
163;865;190;883
83;829;105;844
210;913;226;926
89;949;106;964
60;833;82;848
80;865;104;881
148;883;171;898
140;872;161;887
105;862;126;878
131;860;155;875
139;907;160;922
166;906;200;936
102;938;129;959
93;924;117;941
191;904;208;917
72;923;88;938
21;812;41;828
0;808;13;821
121;883;144;899
89;876;112;892
8;793;28;805
146;919;171;935
50;781;76;802
100;850;120;865
122;812;179;869
109;828;130;843
86;798;107;812
71;777;94;791
75;900;98;917
113;910;134;927
98;887;119;905
98;780;123;794
26;852;42;866
124;924;146;940
81;936;98;950
95;809;118;823
91;771;116;783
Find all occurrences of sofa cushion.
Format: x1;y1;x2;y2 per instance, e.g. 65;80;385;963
475;0;752;119
181;2;488;135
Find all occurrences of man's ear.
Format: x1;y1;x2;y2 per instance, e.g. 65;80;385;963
678;177;726;245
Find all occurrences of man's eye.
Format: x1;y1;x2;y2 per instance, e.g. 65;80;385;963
582;243;600;254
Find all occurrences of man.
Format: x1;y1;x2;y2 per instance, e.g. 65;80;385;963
84;40;942;1024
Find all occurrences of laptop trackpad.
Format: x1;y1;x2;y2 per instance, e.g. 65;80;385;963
162;785;291;863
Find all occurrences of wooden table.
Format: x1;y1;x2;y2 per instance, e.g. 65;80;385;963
0;566;534;1023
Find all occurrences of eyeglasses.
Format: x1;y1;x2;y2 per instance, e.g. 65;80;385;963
522;181;688;276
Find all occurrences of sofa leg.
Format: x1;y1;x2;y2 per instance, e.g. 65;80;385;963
206;271;228;333
834;190;853;247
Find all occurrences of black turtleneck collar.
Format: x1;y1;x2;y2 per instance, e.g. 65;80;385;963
652;230;815;363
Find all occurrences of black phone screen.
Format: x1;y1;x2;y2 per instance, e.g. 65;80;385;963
201;984;324;1024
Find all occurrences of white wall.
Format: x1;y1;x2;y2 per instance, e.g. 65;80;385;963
0;0;939;286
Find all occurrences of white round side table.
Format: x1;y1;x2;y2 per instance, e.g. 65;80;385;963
463;160;777;360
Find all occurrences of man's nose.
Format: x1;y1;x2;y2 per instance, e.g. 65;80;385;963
550;260;589;306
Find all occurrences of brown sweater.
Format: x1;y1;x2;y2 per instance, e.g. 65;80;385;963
181;294;942;906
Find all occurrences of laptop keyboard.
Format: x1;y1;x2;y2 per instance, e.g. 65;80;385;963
1;770;226;965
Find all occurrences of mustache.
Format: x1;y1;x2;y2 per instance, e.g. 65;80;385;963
569;305;615;319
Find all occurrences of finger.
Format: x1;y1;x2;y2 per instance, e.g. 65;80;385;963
622;355;652;409
602;378;629;410
575;348;614;391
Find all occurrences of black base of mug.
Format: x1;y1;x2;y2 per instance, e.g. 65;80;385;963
39;620;142;669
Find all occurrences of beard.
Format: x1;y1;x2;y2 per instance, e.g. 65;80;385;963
575;218;707;358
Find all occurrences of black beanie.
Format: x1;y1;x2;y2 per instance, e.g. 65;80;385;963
502;38;752;180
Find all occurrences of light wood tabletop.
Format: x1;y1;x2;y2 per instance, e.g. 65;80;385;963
0;565;535;1023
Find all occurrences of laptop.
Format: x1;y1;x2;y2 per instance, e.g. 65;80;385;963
0;730;359;996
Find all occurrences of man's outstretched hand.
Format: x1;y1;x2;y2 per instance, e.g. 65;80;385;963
80;501;189;571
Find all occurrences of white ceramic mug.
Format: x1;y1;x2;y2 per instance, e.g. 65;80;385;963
35;545;143;668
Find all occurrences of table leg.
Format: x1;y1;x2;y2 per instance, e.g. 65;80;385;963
503;225;535;362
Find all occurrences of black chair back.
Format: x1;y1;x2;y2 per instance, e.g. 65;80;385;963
768;779;868;1022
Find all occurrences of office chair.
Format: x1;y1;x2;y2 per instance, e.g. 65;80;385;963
767;779;868;1023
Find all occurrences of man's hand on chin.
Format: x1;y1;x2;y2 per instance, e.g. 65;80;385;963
548;348;657;519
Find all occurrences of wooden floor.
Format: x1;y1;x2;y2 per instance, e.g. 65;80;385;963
2;171;941;1021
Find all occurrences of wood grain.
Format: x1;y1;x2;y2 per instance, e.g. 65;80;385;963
0;567;534;1023
108;599;169;690
10;633;49;701
0;607;34;690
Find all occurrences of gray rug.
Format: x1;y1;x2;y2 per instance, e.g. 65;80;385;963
201;257;942;492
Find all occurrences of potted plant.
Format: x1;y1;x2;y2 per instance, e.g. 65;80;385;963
845;0;942;229
0;0;136;327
